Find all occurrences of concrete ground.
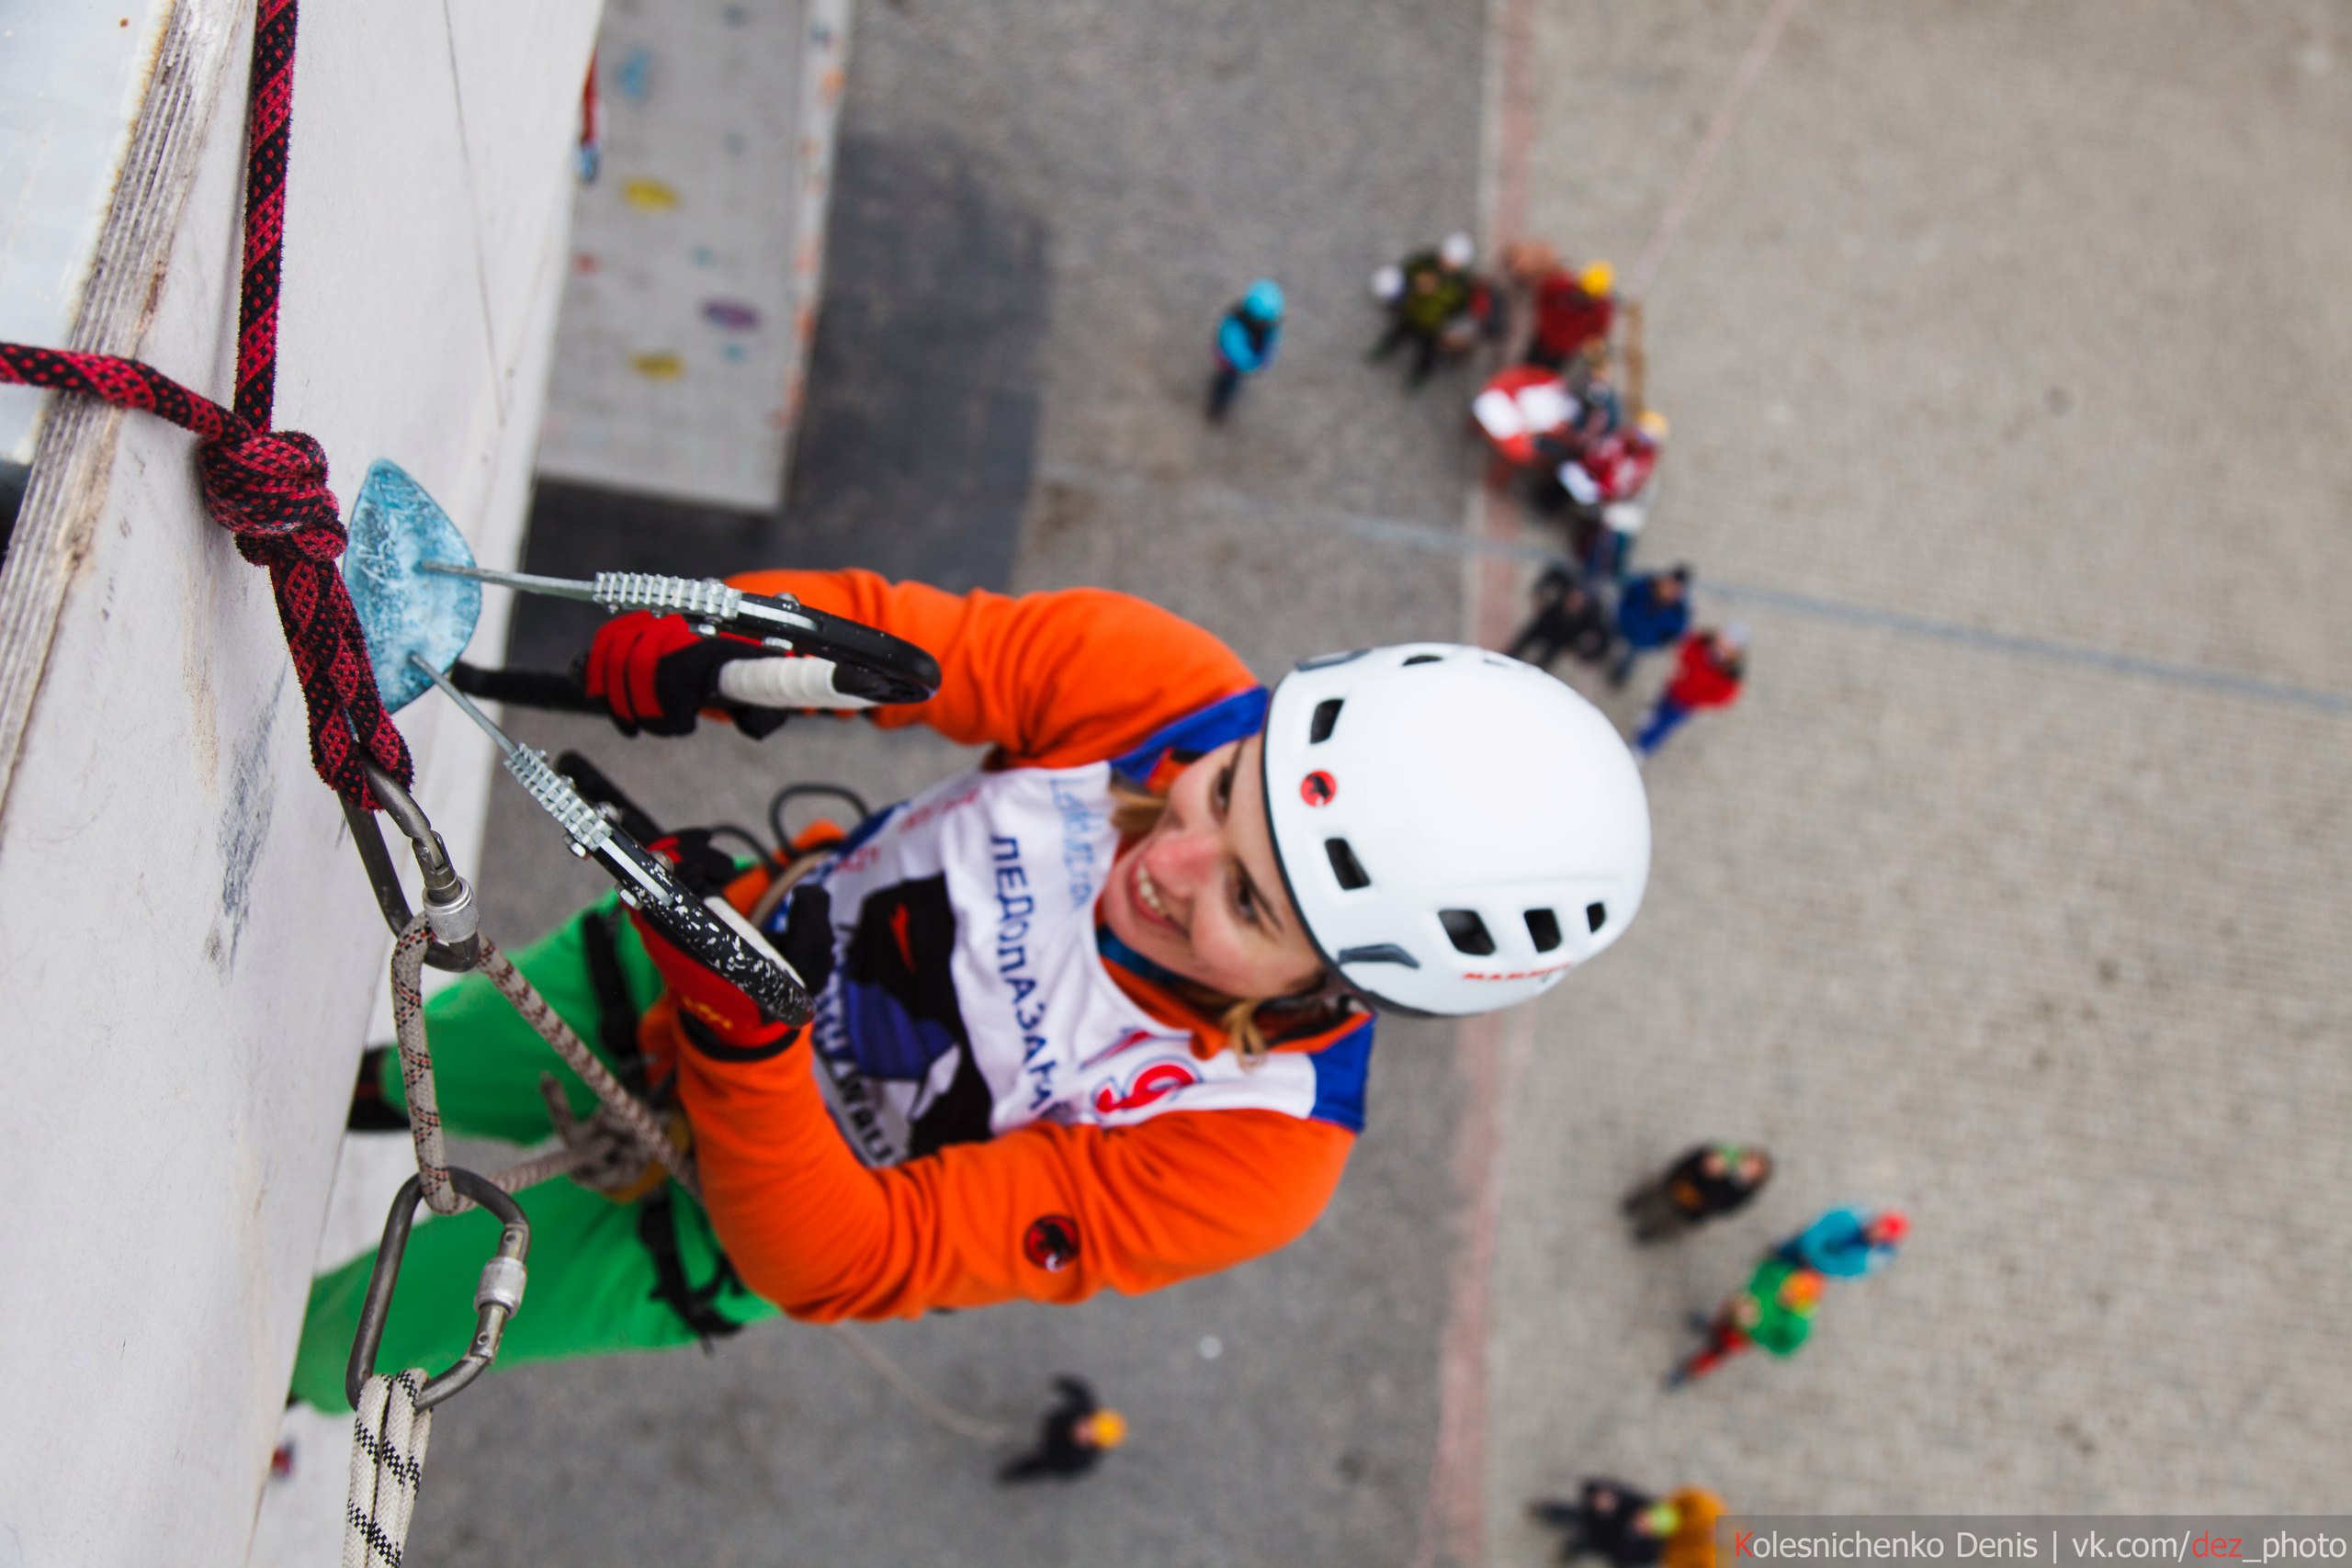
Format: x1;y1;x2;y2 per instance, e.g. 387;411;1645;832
1488;3;2352;1553
288;1;2350;1563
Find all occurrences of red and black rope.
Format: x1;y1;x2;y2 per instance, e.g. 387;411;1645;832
0;0;412;812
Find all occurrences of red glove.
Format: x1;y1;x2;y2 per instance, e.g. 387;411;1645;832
631;908;797;1055
582;611;787;738
626;834;836;1059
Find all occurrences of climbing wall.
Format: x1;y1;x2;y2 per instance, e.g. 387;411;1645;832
0;4;600;1561
535;0;853;512
0;0;175;466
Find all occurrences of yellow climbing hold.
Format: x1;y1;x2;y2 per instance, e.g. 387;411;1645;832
630;351;685;380
620;177;680;211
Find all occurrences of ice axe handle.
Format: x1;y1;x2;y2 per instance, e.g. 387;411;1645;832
448;661;605;714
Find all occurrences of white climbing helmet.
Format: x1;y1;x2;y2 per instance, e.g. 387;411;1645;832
1439;231;1476;269
1260;644;1650;1016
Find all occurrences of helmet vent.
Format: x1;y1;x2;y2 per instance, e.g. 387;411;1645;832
1403;653;1443;666
1439;908;1496;956
1309;698;1344;744
1586;901;1608;933
1337;943;1419;968
1325;838;1371;891
1525;908;1563;953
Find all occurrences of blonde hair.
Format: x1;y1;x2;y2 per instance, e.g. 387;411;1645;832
1107;780;1337;1064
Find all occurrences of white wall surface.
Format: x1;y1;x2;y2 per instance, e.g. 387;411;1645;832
0;0;175;462
0;4;598;1562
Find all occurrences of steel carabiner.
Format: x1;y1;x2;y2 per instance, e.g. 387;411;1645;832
345;761;481;970
345;1168;529;1412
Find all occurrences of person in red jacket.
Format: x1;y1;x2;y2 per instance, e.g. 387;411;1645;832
1633;625;1747;759
1505;242;1617;371
292;573;1653;1404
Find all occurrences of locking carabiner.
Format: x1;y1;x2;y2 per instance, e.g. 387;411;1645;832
345;1168;530;1412
345;761;481;971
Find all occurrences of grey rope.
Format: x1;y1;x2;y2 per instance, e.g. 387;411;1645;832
826;1325;1019;1445
474;938;700;1202
388;915;699;1214
389;922;459;1214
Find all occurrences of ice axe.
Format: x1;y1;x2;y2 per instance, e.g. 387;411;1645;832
415;652;811;1024
340;458;941;719
335;459;928;1001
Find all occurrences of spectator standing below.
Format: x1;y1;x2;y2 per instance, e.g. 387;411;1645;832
1634;625;1747;760
1503;242;1619;371
1663;1488;1727;1568
1562;408;1666;580
998;1377;1128;1483
1777;1206;1907;1278
1532;1480;1683;1566
1207;278;1284;423
1508;563;1614;671
1667;1256;1823;1388
1609;566;1693;689
1369;231;1499;387
1621;1141;1773;1243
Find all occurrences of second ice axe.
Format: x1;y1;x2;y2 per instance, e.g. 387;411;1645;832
415;655;813;1026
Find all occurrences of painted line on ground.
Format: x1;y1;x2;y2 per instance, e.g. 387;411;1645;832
1339;512;2352;716
1037;463;2352;717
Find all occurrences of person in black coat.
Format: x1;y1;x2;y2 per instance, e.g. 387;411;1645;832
1532;1480;1682;1565
998;1377;1128;1483
1507;563;1613;671
1622;1143;1774;1243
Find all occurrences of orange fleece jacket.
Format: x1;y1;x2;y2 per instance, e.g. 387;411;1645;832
662;570;1357;1321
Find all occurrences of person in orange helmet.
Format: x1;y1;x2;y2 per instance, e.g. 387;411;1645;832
1504;242;1618;371
1667;1255;1823;1388
1000;1376;1128;1482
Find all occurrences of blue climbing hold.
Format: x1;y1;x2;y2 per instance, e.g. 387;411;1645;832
342;459;481;713
616;48;653;103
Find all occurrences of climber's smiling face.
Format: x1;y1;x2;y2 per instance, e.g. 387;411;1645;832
1100;736;1324;1004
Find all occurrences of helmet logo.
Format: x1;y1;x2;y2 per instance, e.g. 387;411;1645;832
1300;771;1338;807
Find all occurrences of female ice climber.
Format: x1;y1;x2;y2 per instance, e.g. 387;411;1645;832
291;570;1650;1407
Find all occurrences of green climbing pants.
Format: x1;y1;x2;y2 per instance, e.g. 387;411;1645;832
288;897;779;1412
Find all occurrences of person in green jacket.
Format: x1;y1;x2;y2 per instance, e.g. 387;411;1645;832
1666;1256;1822;1388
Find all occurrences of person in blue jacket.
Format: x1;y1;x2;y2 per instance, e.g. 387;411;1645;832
1774;1206;1907;1278
1607;565;1693;689
1208;278;1284;422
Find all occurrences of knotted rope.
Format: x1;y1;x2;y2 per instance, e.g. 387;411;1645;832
0;0;411;812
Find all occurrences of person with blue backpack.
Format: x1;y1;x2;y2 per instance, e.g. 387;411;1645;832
1208;278;1284;422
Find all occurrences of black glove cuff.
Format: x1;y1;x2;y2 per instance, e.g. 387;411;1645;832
649;637;768;737
676;1010;801;1064
776;884;838;995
